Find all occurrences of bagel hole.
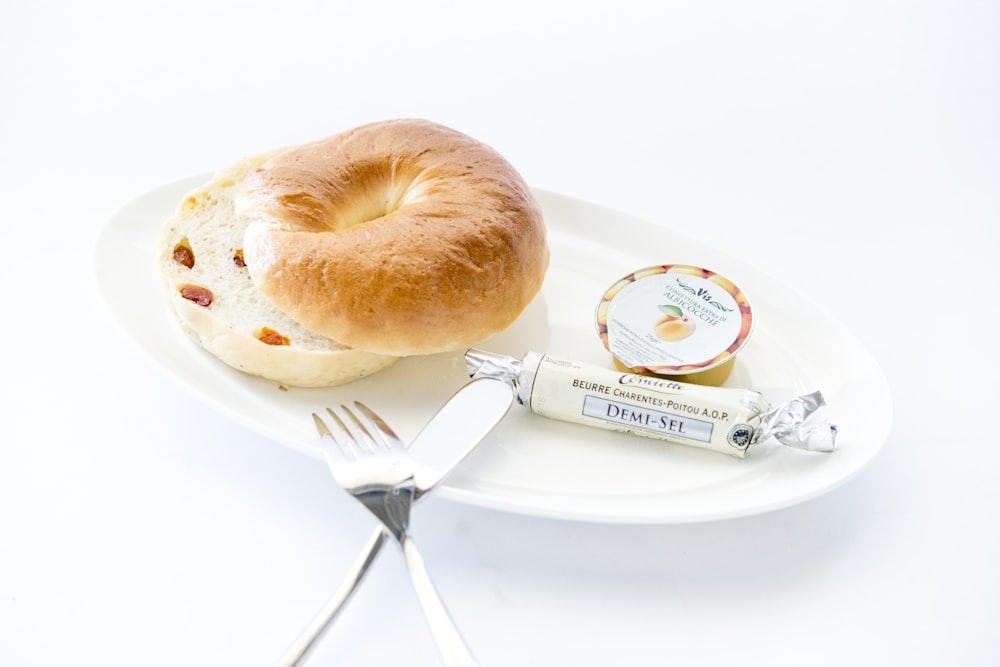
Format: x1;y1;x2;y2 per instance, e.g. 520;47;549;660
345;172;422;228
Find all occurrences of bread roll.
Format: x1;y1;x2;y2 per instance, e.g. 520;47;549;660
235;119;549;357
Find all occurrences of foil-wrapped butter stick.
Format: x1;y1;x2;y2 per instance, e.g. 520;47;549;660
465;349;837;458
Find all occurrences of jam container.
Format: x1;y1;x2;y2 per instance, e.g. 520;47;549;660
596;264;754;386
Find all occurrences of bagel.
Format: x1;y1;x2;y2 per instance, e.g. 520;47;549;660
157;151;399;387
234;119;549;357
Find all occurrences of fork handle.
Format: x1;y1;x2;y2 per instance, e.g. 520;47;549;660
276;528;387;667
399;534;481;667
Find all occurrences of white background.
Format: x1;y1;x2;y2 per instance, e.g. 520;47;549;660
2;1;998;665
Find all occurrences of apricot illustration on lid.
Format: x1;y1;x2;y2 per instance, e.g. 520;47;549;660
654;303;696;341
596;264;754;384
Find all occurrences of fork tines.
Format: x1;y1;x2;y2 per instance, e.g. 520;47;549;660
314;403;393;458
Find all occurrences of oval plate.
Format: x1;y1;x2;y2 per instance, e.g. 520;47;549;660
94;175;892;523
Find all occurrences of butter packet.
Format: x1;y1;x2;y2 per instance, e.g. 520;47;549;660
466;349;836;458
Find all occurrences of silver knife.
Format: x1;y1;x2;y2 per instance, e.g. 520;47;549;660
277;377;514;667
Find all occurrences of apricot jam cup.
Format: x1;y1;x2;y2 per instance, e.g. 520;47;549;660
596;264;754;386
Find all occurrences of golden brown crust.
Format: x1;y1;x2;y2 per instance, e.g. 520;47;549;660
235;119;549;356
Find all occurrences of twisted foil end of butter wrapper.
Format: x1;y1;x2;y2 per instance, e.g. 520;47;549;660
752;391;837;453
466;348;523;394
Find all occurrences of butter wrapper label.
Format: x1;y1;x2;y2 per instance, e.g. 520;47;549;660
526;354;762;457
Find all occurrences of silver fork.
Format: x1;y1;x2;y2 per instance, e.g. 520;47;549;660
314;404;481;667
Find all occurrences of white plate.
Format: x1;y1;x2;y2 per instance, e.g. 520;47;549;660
94;175;892;523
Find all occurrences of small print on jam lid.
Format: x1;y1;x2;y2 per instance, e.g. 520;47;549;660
596;264;754;378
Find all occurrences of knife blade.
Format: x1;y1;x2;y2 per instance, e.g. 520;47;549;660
409;377;514;499
277;376;514;667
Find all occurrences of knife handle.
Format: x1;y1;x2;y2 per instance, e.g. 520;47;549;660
275;527;386;666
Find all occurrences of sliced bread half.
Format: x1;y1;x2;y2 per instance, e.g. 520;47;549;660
157;152;398;387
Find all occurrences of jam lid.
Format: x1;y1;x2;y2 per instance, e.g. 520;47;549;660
596;264;754;376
